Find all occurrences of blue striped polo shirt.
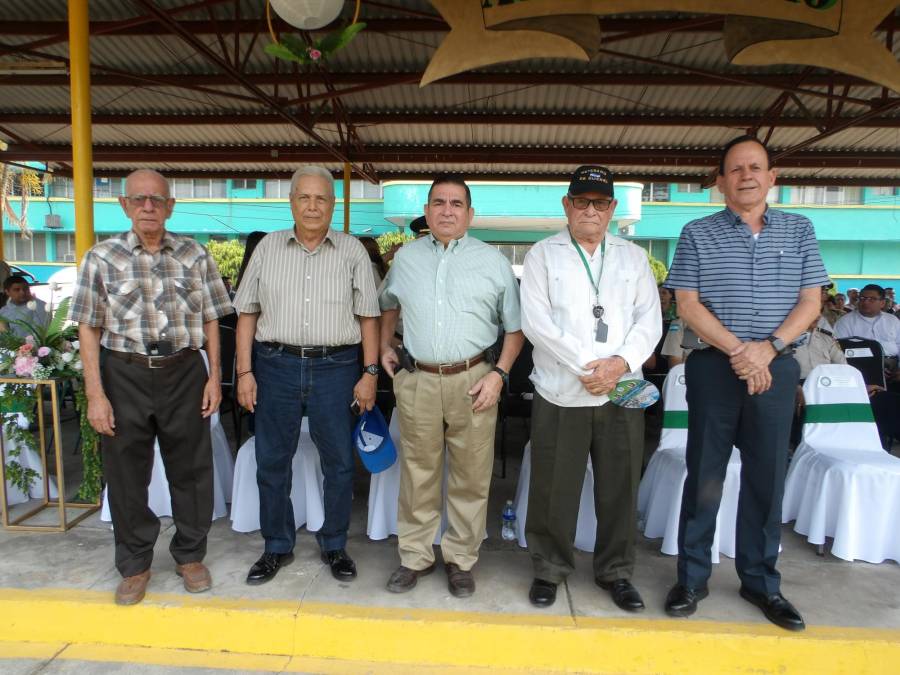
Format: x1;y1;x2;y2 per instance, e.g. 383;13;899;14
664;208;828;341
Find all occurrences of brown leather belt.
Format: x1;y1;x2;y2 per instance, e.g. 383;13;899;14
414;352;486;376
105;348;194;369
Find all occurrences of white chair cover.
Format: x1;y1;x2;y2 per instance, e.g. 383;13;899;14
513;441;597;551
101;409;231;522
637;364;741;562
783;364;900;563
3;412;58;506
366;413;451;543
229;418;325;533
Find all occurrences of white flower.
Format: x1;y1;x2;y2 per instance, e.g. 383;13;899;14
73;360;83;370
60;352;74;363
26;300;36;311
72;341;80;351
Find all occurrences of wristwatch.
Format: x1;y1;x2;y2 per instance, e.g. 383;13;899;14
363;363;381;376
766;335;790;355
492;366;509;385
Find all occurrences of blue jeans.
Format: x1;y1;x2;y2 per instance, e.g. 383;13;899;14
253;342;359;554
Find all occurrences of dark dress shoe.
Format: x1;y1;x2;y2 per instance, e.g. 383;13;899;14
665;583;709;617
246;552;294;585
386;563;436;593
596;578;645;612
529;579;558;608
445;563;475;598
321;549;357;581
739;587;806;631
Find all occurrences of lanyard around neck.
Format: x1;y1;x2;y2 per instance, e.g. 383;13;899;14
570;235;606;297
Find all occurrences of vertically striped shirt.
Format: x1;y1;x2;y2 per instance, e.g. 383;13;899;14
664;208;828;341
232;228;380;346
379;233;521;363
70;230;232;354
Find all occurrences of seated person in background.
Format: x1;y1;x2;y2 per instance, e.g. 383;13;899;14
832;293;850;315
0;275;49;336
793;316;845;383
660;317;691;367
846;288;859;311
835;284;900;361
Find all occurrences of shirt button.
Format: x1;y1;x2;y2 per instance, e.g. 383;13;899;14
306;276;310;280
305;298;310;302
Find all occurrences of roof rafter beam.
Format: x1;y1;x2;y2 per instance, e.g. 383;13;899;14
129;0;377;183
6;143;899;169
2;111;898;129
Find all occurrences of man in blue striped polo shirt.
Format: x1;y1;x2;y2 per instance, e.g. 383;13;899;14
663;136;828;631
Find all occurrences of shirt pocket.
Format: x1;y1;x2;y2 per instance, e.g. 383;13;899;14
777;251;803;287
106;278;142;321
172;276;203;314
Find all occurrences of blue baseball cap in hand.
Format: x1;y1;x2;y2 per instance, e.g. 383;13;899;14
353;406;397;473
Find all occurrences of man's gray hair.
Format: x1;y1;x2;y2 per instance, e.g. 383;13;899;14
290;166;335;197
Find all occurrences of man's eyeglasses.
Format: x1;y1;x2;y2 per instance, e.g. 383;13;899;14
567;195;613;211
124;194;169;208
859;296;883;302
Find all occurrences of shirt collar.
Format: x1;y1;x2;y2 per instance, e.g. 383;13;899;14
725;206;774;230
429;232;468;252
125;228;176;254
288;226;336;250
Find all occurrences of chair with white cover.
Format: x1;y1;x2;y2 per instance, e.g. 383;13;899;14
782;364;900;563
512;440;597;551
637;364;741;561
229;418;325;533
2;411;58;507
101;408;231;522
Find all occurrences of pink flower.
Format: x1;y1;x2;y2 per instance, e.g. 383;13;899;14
37;346;51;357
14;355;38;377
308;48;322;61
18;343;33;354
24;335;34;345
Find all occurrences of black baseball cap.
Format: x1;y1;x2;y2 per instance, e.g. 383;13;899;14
568;165;615;198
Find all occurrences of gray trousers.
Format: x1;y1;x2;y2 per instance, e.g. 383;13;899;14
526;393;644;584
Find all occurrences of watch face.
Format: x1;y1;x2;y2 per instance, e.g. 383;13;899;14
365;364;380;375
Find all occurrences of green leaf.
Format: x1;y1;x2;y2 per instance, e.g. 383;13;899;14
47;296;70;336
280;33;308;54
264;42;307;64
333;22;366;50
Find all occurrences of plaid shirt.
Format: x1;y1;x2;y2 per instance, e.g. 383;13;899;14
70;230;232;354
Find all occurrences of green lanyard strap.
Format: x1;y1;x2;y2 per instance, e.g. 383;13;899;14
570;235;606;298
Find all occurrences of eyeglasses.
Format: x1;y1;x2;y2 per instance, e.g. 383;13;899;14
125;194;169;208
859;296;883;302
567;195;613;211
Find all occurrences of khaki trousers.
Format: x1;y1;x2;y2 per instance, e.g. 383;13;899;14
393;360;496;571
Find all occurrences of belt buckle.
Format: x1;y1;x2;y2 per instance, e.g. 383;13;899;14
437;361;454;375
147;355;167;369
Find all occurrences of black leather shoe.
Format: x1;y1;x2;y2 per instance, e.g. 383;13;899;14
445;563;476;598
321;549;357;581
596;578;645;612
528;579;558;608
246;552;294;585
739;587;805;631
665;583;709;617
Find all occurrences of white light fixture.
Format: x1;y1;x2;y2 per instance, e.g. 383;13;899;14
270;0;343;30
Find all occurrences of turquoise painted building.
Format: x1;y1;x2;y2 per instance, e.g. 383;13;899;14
2;176;897;292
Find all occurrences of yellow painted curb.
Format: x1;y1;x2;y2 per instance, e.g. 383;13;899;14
1;588;899;674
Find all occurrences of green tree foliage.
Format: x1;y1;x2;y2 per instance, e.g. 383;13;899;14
206;239;245;281
647;252;668;285
376;231;415;255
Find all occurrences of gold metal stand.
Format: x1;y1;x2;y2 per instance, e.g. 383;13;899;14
0;377;99;531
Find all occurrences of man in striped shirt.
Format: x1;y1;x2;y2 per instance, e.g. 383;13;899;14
663;136;828;631
233;166;380;586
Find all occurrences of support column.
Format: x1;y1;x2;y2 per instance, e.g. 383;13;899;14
343;163;351;233
68;0;95;261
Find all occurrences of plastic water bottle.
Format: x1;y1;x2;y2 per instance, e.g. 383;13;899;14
501;500;517;541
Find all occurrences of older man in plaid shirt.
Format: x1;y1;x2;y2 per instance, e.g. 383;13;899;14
70;169;232;606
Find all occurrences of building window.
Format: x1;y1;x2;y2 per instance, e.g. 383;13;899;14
349;180;382;199
492;243;532;267
787;186;862;205
676;183;703;193
264;179;292;198
3;232;47;262
869;186;898;202
55;234;76;262
171;178;226;198
641;183;670;202
232;178;257;191
93;177;122;198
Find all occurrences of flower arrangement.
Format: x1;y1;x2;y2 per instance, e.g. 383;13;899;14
0;297;101;502
264;23;366;66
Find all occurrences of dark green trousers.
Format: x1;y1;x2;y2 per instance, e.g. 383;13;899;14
526;393;644;584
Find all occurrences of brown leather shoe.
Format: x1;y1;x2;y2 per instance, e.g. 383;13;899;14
446;563;475;598
115;569;151;606
386;563;436;593
175;562;212;593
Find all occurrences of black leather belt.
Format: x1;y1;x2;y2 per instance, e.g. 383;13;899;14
261;342;358;358
105;348;194;369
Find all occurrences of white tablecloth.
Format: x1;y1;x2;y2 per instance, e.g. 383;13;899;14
783;364;900;563
101;409;231;522
512;441;597;551
637;364;741;561
229;418;325;533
